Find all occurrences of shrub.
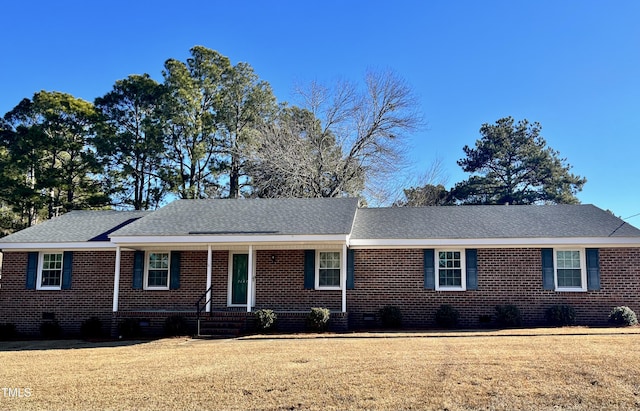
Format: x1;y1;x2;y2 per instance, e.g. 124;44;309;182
80;317;104;339
435;305;460;328
0;323;18;341
306;307;330;332
378;305;403;329
164;315;191;337
254;309;278;332
608;306;638;326
495;305;522;327
118;318;142;339
545;305;576;326
40;320;62;339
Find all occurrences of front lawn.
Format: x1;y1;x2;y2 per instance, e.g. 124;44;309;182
1;328;639;410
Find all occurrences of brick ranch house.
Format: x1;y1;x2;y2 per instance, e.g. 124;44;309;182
1;198;639;337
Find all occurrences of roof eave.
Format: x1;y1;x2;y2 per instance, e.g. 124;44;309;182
348;237;640;249
0;242;116;251
109;234;350;246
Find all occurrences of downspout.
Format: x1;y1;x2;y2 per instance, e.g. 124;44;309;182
247;245;253;313
341;243;347;313
112;246;121;312
206;245;212;313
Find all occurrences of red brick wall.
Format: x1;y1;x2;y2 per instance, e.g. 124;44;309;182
0;251;115;336
347;248;640;328
2;247;639;335
118;249;342;312
117;250;208;312
254;250;342;311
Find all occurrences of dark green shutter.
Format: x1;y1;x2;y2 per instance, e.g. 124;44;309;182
61;251;73;290
347;249;355;290
541;248;555;290
586;248;600;291
26;252;38;289
304;250;315;289
133;250;144;289
465;249;478;290
423;249;435;289
170;251;181;290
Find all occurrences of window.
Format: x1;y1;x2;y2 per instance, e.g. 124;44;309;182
316;251;342;289
145;252;170;289
436;250;466;290
37;253;63;289
555;249;586;291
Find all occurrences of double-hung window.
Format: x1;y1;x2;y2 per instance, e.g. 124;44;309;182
436;250;466;291
554;249;586;291
316;250;342;289
145;252;170;290
37;252;64;290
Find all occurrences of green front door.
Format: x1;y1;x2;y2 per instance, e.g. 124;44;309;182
231;254;249;305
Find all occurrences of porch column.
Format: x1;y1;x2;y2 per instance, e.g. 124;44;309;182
247;245;253;312
112;246;121;312
341;243;347;313
206;245;212;313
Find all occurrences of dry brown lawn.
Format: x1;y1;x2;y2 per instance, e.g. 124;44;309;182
1;328;640;410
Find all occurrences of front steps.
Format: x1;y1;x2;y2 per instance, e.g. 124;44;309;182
196;312;250;338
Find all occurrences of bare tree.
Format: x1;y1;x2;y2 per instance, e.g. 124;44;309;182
249;70;423;203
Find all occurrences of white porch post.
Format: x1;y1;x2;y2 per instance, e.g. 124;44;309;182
341;243;347;313
247;245;254;312
112;246;121;312
206;245;212;313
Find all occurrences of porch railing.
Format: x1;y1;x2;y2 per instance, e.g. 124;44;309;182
195;284;214;322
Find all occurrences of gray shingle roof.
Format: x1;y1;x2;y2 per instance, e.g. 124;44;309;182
110;198;359;237
350;205;640;239
2;201;638;245
0;210;150;244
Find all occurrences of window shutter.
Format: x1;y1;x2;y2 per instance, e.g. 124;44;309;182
586;248;600;291
304;250;315;289
133;250;144;289
541;248;555;290
347;249;355;290
170;251;181;290
465;249;478;290
61;251;73;290
423;249;435;290
26;252;38;290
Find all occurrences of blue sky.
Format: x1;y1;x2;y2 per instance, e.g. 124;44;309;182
1;1;638;222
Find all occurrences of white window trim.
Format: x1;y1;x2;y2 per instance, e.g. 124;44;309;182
435;249;467;291
143;251;171;290
227;251;256;307
315;249;343;290
36;251;64;291
553;248;587;292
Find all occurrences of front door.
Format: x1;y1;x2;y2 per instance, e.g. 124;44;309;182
230;253;255;306
231;254;248;305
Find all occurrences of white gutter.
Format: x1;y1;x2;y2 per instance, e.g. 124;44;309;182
348;237;640;249
0;242;117;251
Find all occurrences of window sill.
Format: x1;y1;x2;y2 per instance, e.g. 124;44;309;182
435;287;467;292
143;286;170;291
315;286;342;291
555;287;587;292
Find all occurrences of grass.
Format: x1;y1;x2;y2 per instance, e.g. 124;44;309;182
1;328;640;410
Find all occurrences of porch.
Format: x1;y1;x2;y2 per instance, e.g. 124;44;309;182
110;246;352;337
